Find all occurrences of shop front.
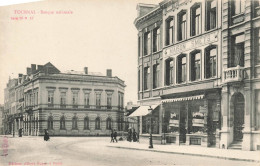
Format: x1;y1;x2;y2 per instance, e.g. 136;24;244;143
161;92;221;147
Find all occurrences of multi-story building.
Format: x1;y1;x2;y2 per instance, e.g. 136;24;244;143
4;62;126;136
132;0;260;151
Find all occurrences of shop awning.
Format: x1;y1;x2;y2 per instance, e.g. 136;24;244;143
161;95;204;103
128;104;159;117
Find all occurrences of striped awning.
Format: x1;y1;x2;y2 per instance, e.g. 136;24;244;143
161;95;204;103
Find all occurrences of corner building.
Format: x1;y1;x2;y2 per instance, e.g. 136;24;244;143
4;62;126;136
133;0;260;151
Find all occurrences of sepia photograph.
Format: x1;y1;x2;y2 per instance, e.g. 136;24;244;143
0;0;260;165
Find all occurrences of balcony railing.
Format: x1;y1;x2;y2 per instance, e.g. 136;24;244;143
25;104;124;111
224;65;245;83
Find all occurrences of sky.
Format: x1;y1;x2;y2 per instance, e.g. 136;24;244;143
0;0;161;105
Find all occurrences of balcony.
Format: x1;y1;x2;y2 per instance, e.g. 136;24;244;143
224;65;245;83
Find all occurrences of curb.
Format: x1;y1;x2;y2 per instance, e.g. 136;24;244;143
107;145;260;163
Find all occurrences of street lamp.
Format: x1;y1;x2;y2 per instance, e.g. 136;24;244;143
148;106;153;149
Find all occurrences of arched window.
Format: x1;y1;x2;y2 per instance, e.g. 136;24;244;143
165;58;174;85
47;116;53;130
190;50;201;81
177;54;187;83
84;117;89;130
205;46;217;78
72;116;78;130
95;117;101;130
60;116;66;130
106;118;112;130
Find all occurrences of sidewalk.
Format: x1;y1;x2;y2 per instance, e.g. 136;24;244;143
107;140;260;163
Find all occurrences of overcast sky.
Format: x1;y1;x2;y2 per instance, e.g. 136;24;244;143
0;0;160;105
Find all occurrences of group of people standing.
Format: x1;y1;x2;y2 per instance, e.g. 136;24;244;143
127;128;138;142
110;129;118;143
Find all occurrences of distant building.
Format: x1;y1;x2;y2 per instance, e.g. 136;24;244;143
4;62;126;136
132;0;260;151
0;105;4;134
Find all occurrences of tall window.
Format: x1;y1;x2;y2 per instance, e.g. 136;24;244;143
178;55;186;83
138;36;141;57
178;11;187;41
153;28;160;52
144;32;151;55
107;94;112;109
138;70;140;91
165;59;174;85
95;117;101;129
72;116;77;130
144;67;150;90
60;92;66;108
191;4;201;36
106;118;112;130
230;34;245;67
84;117;89;130
72;92;78;108
153;64;160;89
166;17;174;46
47;116;53;130
190;51;201;81
60;116;65;129
205;46;217;78
231;0;245;16
96;93;101;109
84;93;90;108
47;91;54;107
206;0;216;31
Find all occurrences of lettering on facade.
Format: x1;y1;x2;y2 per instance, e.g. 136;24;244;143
164;31;218;57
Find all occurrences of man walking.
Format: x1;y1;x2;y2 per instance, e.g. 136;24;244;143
110;130;114;143
113;129;118;143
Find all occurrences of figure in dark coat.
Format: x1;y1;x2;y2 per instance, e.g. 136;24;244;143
44;129;50;141
133;129;137;142
110;130;114;143
128;128;132;142
18;128;22;137
113;129;118;143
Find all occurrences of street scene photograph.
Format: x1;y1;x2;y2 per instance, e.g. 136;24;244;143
0;0;260;165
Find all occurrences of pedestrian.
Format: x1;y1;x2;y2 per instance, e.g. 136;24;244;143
133;129;137;142
44;129;50;141
110;130;114;143
113;129;117;143
18;128;22;137
128;128;132;142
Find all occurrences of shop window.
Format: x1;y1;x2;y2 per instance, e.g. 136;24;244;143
96;93;101;109
178;11;187;41
190;51;201;81
144;67;150;90
60;92;66;108
166;17;174;46
153;28;160;52
95;117;101;129
153;64;160;89
229;34;244;67
206;0;216;31
84;93;90;108
144;32;151;55
60;116;66;129
84;117;89;130
72;92;78;108
177;55;186;83
205;46;217;78
107;94;112;109
47;116;53;130
165;58;174;85
231;0;245;16
47;91;54;107
191;4;201;36
106;118;112;130
72;116;78;130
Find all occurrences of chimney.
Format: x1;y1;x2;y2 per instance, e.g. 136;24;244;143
37;65;44;72
18;74;23;83
26;67;32;75
106;69;112;77
31;64;36;74
84;67;88;74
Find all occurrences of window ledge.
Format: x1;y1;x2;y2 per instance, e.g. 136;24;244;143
231;13;245;19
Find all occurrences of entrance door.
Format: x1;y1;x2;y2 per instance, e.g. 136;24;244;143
179;103;187;143
233;93;245;141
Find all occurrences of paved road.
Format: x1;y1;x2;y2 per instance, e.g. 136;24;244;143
0;136;258;166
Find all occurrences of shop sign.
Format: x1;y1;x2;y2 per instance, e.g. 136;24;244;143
164;31;218;57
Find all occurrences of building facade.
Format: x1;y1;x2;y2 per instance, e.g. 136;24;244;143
4;62;126;136
133;0;260;151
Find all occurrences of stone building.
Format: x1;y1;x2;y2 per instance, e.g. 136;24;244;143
4;62;126;136
132;0;260;151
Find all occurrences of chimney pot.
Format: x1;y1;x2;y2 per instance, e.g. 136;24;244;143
106;69;112;77
31;64;36;74
84;67;88;74
26;67;32;76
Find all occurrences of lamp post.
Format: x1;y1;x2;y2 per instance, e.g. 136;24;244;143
148;106;153;149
